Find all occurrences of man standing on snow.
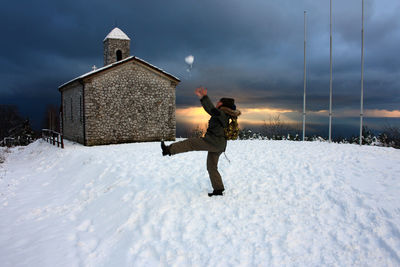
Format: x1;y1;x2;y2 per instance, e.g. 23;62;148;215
161;87;241;197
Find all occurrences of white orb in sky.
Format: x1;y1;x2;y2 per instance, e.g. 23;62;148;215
185;55;194;65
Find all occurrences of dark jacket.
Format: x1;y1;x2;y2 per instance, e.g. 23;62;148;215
200;95;241;152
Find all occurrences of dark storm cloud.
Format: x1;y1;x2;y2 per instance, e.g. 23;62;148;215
0;0;399;132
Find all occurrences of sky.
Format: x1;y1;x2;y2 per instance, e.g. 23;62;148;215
1;0;399;138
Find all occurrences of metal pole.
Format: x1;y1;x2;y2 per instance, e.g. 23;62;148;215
329;0;333;142
360;0;365;145
303;11;307;141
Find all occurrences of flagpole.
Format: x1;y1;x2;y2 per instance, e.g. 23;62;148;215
359;0;364;145
329;0;333;142
303;11;307;141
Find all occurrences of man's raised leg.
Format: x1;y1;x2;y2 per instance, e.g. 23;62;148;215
168;138;217;155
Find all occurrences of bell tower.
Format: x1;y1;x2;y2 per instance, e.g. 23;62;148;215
103;27;131;66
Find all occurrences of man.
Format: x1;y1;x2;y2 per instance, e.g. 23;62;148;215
161;87;241;197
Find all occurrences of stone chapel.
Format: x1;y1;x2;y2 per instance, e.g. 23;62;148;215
59;27;180;146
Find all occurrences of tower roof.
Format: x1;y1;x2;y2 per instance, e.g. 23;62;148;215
103;27;130;41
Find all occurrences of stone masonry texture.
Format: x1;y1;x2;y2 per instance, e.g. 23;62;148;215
103;39;130;66
61;82;85;144
82;60;176;146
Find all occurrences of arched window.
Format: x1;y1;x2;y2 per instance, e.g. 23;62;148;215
116;50;122;61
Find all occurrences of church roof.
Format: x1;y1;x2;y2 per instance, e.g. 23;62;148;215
59;56;180;90
103;27;130;41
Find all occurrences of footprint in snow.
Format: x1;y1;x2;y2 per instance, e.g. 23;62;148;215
76;220;98;258
77;238;98;254
77;219;93;232
122;192;134;202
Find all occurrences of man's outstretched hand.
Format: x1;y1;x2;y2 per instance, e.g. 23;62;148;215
195;87;207;99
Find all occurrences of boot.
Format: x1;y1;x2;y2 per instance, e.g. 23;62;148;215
208;189;224;197
161;141;171;156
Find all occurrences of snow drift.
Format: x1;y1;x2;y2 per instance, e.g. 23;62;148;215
0;140;399;266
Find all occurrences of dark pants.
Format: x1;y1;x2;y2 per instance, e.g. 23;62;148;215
169;138;224;191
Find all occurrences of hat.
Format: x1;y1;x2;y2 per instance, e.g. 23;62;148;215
219;98;236;110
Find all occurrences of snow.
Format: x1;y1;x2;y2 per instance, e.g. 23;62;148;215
104;27;130;41
185;55;194;74
0;140;399;266
185;55;194;65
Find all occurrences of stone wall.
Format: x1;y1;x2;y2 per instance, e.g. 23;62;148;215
83;60;176;146
103;39;130;66
61;82;85;144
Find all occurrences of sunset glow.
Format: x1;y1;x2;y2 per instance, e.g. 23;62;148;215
176;106;400;128
365;109;400;118
176;106;298;126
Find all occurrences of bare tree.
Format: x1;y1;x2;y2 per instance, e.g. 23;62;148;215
262;114;289;140
187;123;207;138
42;105;60;131
0;105;25;139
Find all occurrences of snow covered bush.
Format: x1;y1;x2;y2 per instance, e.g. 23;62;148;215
379;125;400;149
238;128;266;140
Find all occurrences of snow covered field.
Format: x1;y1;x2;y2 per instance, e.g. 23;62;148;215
0;139;399;266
